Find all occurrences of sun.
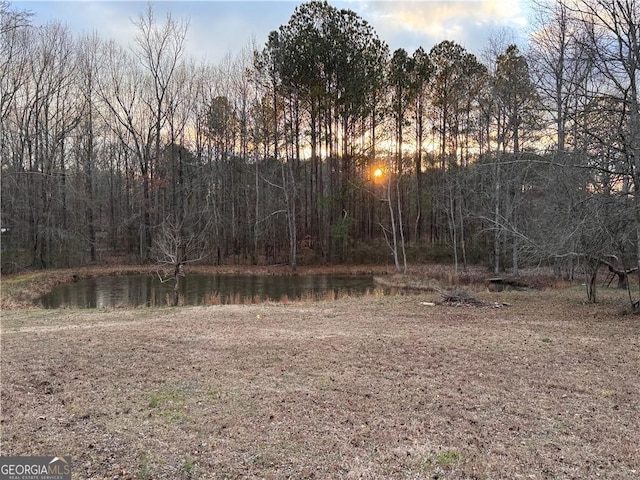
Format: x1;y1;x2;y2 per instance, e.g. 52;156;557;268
373;168;383;179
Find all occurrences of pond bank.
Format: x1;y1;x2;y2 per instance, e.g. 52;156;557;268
1;262;565;310
1;264;395;309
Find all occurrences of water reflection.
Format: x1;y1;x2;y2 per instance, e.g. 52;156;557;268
38;274;379;309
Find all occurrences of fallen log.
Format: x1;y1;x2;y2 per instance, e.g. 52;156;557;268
601;259;638;289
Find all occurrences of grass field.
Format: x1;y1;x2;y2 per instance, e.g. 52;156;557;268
1;275;639;479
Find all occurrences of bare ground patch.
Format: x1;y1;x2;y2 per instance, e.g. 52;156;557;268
1;289;639;479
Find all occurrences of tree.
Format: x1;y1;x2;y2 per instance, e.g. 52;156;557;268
385;48;416;272
0;2;33;271
273;0;388;261
389;49;414;174
494;45;539;155
255;31;297;268
153;214;208;306
132;5;188;258
0;1;32;123
492;45;540;275
566;0;640;308
95;41;153;259
95;7;188;261
76;33;103;262
2;21;81;268
410;47;433;240
428;41;486;271
529;0;592;154
429;41;472;168
206;95;238;161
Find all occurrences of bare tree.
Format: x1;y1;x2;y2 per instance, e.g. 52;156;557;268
566;0;640;307
76;32;104;262
0;2;32;123
153;214;208;306
95;41;151;259
372;165;407;273
529;0;592;154
94;7;188;261
2;21;81;268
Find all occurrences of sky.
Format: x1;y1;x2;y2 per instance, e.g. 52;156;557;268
11;0;533;64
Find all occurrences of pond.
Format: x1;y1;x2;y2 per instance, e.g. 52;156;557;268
38;274;381;308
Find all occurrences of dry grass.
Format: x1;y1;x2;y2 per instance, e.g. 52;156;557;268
1;283;639;479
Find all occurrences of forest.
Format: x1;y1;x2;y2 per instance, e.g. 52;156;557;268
1;0;639;302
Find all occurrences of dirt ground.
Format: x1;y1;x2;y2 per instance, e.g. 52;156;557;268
1;269;639;479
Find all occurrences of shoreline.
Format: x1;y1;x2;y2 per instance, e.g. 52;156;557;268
0;263;397;309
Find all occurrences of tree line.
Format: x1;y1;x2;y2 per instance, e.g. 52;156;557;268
1;0;639;302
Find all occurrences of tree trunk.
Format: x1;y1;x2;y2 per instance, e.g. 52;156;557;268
585;258;600;303
494;161;501;274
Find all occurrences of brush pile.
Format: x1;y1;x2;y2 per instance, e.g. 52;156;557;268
440;290;486;307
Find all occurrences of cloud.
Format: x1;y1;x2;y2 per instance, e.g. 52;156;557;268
24;1;141;49
349;0;529;54
20;1;296;63
185;2;296;64
17;0;530;65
